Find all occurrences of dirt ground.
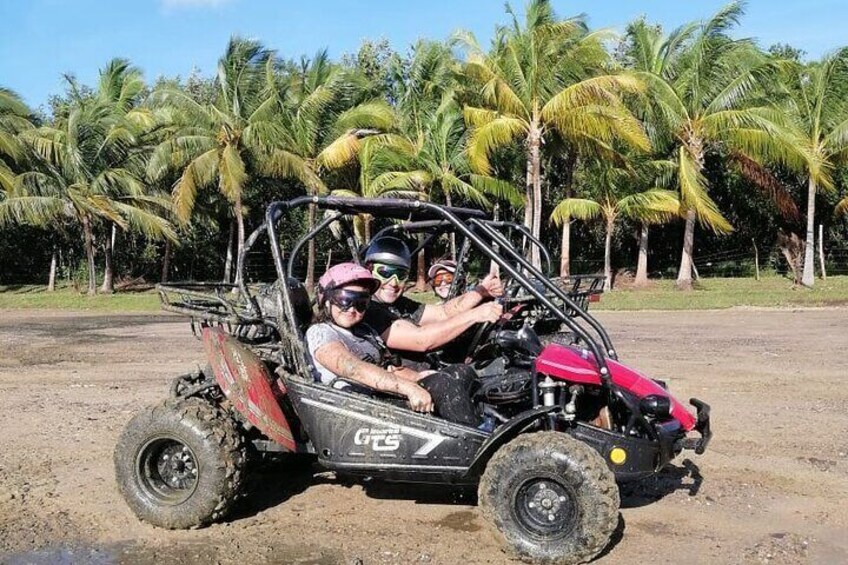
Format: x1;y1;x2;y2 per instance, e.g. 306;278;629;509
1;308;846;565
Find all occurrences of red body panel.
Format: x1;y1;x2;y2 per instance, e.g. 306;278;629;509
535;343;696;431
202;327;296;451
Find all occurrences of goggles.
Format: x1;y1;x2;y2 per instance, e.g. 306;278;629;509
432;272;454;286
371;263;409;284
328;288;371;314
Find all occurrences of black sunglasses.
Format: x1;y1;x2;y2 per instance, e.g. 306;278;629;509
328;289;371;314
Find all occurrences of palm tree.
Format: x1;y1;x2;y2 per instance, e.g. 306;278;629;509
367;99;522;289
4;60;174;295
623;4;806;289
459;0;649;268
551;161;679;290
0;88;33;183
148;37;322;287
776;49;848;286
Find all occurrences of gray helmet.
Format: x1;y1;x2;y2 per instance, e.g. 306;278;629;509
362;236;411;269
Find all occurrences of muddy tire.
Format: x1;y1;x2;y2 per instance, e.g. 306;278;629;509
478;432;619;565
114;398;246;529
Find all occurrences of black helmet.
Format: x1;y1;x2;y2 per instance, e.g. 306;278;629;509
362;236;411;269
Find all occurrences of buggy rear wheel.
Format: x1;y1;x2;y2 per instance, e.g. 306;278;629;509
114;398;246;529
479;432;619;565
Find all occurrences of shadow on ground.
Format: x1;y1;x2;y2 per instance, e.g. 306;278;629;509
619;459;702;509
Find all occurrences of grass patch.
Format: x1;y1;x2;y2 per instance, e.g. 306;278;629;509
2;275;848;312
0;284;161;311
595;275;848;310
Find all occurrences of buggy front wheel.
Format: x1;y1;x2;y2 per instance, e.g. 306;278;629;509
114;398;246;529
478;432;619;565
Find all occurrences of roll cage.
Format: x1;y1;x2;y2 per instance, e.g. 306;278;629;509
240;196;617;383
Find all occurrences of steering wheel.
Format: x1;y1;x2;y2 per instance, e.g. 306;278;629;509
467;302;511;358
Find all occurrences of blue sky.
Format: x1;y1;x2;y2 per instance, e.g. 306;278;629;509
1;0;846;111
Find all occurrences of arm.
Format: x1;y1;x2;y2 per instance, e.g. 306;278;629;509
418;273;504;324
383;301;503;353
313;341;434;412
387;365;434;382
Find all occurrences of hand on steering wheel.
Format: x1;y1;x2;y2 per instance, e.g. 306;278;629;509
467;300;508;356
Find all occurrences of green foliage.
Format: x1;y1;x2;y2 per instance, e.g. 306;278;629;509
4;2;848;297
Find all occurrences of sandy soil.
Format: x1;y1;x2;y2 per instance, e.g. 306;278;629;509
0;308;846;565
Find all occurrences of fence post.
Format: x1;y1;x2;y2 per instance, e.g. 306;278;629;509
752;238;760;281
818;224;827;280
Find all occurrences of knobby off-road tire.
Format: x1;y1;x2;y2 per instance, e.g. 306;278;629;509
114;398;246;529
479;432;619;565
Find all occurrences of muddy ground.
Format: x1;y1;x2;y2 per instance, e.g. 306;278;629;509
0;308;846;565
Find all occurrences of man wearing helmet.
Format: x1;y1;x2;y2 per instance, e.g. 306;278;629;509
360;236;504;355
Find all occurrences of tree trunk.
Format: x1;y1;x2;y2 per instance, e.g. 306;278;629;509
234;196;246;288
529;124;542;269
306;201;317;289
801;177;816;287
100;223;116;294
445;191;457;258
223;218;234;283
47;247;58;292
560;220;571;278
415;233;427;292
818;223;826;280
634;223;649;287
82;215;97;296
603;217;614;291
364;214;372;243
161;239;172;284
752;238;760;281
676;209;697;290
523;153;533;233
558;153;577;279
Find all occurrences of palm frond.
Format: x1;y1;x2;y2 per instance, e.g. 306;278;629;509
369;171;431;196
261;149;325;193
728;153;801;221
466;116;527;174
835;196;848;217
111;201;177;242
469;174;523;208
172;148;218;223
618;189;682;224
550;198;601;225
678;146;732;233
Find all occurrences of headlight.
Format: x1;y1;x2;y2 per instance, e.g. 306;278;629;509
639;394;671;419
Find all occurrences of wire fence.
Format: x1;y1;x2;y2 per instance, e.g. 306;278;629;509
5;242;848;287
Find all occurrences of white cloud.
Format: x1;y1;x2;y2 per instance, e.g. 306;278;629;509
160;0;232;10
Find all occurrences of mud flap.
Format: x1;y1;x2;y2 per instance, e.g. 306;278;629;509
202;327;296;451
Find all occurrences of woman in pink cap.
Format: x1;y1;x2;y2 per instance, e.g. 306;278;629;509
306;262;482;427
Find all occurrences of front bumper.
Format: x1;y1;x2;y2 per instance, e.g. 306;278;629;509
675;398;711;454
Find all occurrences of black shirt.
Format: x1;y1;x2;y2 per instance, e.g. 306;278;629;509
363;296;430;370
363;295;426;337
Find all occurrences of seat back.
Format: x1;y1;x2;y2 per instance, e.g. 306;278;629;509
255;278;314;334
286;278;313;333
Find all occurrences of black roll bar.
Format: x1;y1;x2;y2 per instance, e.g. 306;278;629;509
286;212;347;279
262;197;615;382
469;218;617;361
482;220;552;277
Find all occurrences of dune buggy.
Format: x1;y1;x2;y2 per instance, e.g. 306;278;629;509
114;196;710;565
